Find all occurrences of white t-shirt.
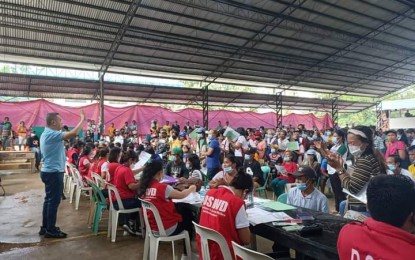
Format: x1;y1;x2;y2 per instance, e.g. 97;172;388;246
114;135;124;145
234;136;248;157
190;169;203;180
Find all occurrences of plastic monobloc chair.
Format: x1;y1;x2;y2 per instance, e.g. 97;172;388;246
107;184;141;242
71;165;92;210
193;221;232;260
277;193;288;204
140;199;192;260
91;172;105;189
256;166;270;198
232;241;274;260
85;178;108;235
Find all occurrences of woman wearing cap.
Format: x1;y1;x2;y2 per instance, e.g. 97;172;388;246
315;129;347;214
302;149;320;174
385;130;409;169
198;170;253;259
327;126;387;216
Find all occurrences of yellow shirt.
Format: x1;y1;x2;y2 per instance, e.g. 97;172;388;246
408;164;415;178
17;126;27;137
170;139;181;151
108;126;115;137
163;125;172;134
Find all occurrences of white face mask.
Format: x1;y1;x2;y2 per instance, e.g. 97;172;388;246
349;145;363;157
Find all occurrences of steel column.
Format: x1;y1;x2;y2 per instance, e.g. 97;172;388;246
376;102;382;131
331;97;339;127
99;74;105;135
276;92;283;128
202;85;209;129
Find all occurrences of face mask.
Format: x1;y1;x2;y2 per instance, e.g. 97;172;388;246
388;165;396;171
31;134;35;137
197;133;203;138
271;148;276;153
283;156;290;162
186;163;191;169
244;154;250;160
170;156;176;162
332;137;338;144
207;134;213;140
397;134;402;140
312;134;317;140
349;145;363;157
301;134;307;139
297;183;307;191
326;131;332;136
224;166;233;174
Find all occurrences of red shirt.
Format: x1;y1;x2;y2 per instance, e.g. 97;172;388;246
143;180;182;231
338;218;415;260
107;162;120;184
78;155;91;178
198;186;245;260
112;165;136;200
278;162;297;183
67;148;80;165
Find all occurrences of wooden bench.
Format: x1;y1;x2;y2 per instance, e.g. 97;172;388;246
0;151;36;173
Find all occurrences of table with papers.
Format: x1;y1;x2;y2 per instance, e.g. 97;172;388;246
248;197;351;260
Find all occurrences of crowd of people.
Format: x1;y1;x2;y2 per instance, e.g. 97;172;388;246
8;110;413;258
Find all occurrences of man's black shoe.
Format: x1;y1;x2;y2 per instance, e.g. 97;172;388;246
44;228;67;238
39;226;46;236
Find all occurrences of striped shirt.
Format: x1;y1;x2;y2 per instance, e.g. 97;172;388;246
342;154;384;194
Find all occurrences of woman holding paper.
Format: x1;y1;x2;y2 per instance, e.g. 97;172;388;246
270;150;298;198
326;126;387;215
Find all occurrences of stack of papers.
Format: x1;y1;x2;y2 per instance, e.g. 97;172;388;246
133;151;152;169
172;192;202;204
261;201;296;211
247;207;279;226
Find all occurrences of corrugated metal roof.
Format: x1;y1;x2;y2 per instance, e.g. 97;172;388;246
0;0;415;101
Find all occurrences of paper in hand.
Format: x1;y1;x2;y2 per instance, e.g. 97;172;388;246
223;127;240;142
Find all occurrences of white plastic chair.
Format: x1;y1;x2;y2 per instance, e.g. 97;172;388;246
140;199;192;260
107;184;141;242
232;241;273;260
72;165;92;211
193;221;232;260
91;172;105;188
66;163;78;204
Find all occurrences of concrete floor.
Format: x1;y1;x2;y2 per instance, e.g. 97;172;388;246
0;170;336;260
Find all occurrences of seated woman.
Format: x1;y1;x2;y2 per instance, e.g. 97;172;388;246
187;153;203;180
209;154;239;188
88;148;109;180
270;150;298;198
198;169;253;259
112;150;141;236
138;160;196;242
78;145;93;180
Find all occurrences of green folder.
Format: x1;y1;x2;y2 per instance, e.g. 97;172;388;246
261;201;296;211
189;129;198;140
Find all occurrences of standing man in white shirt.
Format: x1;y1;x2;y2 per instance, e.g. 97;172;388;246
287;166;329;213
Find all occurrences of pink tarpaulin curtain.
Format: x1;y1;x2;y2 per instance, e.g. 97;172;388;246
0;99;333;132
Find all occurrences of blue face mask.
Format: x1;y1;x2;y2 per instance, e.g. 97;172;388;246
312;134;317;140
271;148;276;153
297;183;307;191
170;156;176;162
326;131;332;136
224;166;233;174
244;154;251;160
301;134;307;139
207;134;213;140
283;156;290;162
332;136;338;144
388;165;396;171
197;133;203;138
265;134;272;139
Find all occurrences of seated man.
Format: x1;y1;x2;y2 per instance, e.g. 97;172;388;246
287;166;329;213
165;147;189;178
244;148;264;189
337;174;415;259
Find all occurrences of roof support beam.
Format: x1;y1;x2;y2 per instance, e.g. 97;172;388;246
93;0;143;99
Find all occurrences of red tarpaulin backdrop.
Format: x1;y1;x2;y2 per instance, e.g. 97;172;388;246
0;99;333;132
